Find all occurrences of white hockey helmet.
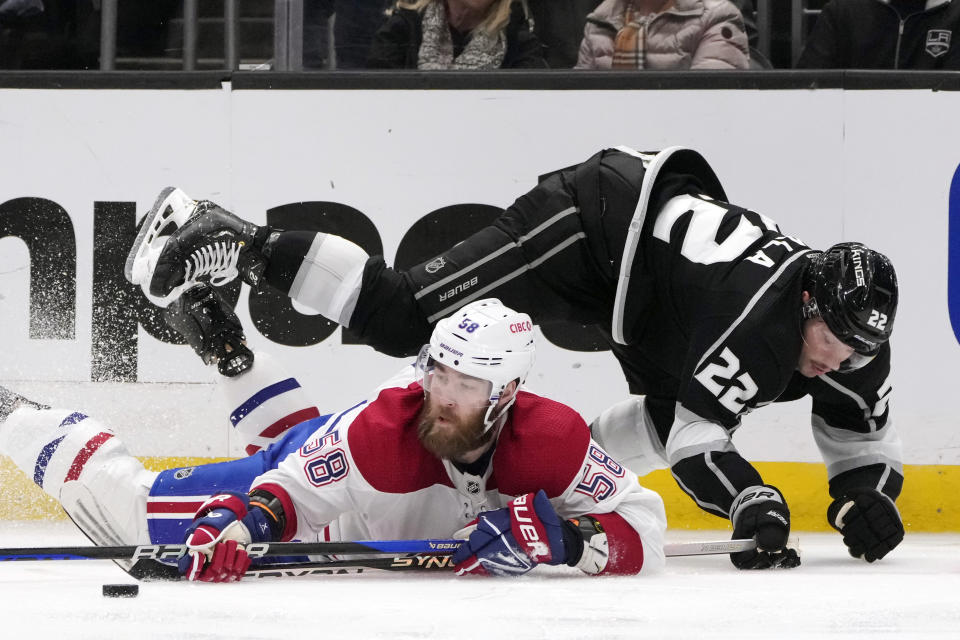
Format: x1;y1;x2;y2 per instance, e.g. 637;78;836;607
417;298;536;430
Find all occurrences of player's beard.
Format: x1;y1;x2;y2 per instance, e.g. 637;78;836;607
417;394;493;460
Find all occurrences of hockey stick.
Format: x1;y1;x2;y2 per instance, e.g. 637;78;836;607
238;538;772;578
159;538;788;581
0;537;798;574
663;536;798;557
0;539;460;563
146;537;795;581
236;537;801;580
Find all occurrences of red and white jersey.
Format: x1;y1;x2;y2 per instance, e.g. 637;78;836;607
250;370;667;575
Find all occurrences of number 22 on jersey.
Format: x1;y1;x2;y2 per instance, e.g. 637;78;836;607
694;347;758;414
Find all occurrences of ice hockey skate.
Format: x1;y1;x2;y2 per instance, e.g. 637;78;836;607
125;187;271;307
162;282;254;377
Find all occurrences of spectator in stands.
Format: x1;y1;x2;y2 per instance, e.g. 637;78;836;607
574;0;750;69
797;0;960;69
525;0;757;69
367;0;547;69
525;0;601;68
324;0;393;69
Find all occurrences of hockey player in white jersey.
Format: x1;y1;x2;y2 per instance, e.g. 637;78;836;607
0;299;666;581
126;145;905;570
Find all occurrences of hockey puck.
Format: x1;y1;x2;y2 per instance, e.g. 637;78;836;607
102;584;139;598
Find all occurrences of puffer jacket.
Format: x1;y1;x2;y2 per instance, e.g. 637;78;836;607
575;0;749;69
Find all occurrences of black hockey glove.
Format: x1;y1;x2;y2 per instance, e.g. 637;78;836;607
827;488;903;562
162;284;254;377
729;485;800;569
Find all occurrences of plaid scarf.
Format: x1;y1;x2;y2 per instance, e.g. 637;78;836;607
417;1;507;70
613;1;674;69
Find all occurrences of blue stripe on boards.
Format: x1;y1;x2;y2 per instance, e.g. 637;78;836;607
948;162;960;346
230;378;302;426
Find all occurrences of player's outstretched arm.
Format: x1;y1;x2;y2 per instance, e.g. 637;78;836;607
670;444;800;569
809;350;904;561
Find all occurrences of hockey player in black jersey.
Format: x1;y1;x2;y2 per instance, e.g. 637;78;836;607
128;145;904;569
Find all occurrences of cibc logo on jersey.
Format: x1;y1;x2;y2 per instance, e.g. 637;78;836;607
509;321;532;333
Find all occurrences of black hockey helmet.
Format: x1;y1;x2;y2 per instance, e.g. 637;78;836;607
801;242;898;372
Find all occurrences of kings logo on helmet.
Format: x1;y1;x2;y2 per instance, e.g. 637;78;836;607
851;248;866;287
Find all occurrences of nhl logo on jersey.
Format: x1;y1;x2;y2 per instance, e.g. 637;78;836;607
466;480;480;494
425;256;447;274
926;30;951;58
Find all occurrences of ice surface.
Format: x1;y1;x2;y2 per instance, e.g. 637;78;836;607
1;522;957;639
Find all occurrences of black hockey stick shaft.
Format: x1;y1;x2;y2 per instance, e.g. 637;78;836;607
238;538;777;578
245;554;455;578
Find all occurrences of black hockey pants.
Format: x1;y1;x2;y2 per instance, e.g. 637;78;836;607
347;149;648;357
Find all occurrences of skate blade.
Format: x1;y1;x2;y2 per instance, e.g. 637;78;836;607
125;187;198;305
123;187;197;307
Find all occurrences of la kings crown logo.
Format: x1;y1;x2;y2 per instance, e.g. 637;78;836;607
926;30;951;58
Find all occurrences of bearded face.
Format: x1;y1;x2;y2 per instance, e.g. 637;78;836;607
416;391;493;460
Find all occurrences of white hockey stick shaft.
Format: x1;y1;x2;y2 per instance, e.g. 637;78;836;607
664;536;800;557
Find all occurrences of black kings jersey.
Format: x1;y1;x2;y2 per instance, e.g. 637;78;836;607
629;193;812;433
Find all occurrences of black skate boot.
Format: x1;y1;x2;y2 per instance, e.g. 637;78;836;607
0;386;49;424
125;187;278;307
163;283;254;377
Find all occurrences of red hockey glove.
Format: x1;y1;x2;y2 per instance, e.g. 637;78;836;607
178;492;273;582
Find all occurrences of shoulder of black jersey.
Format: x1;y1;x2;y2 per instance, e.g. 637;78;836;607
493;391;591;498
346;383;451;494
